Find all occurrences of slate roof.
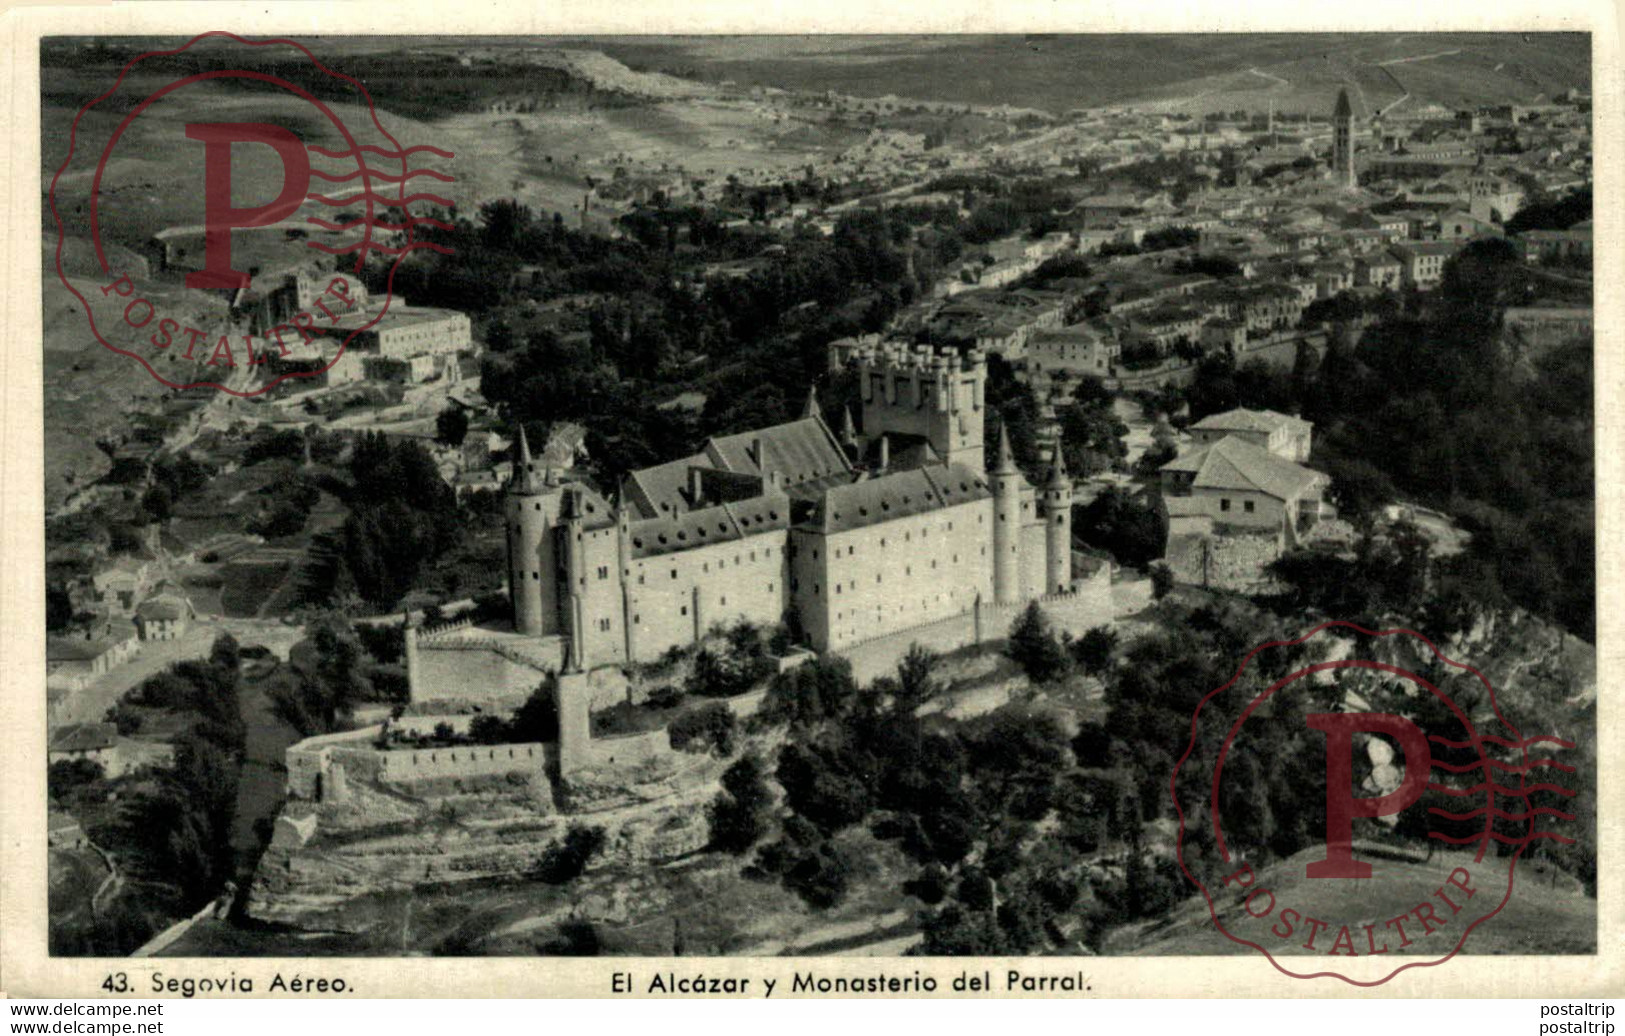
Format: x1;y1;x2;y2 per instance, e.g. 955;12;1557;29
628;415;850;519
797;463;990;535
136;595;189;622
1191;407;1312;436
705;416;851;487
629;495;790;559
1161;437;1322;502
49;722;117;754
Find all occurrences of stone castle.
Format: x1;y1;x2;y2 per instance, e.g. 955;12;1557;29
280;343;1112;815
506;342;1078;669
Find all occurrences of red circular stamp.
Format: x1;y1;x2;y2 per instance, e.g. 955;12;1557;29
48;31;455;397
1171;620;1578;986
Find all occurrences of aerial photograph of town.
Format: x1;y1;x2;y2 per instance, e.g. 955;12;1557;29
40;32;1595;963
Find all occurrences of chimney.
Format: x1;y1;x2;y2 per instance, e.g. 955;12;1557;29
877;435;890;473
688;466;705;506
751;436;764;469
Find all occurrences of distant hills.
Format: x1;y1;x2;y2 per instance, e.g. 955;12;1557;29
546;33;1590;116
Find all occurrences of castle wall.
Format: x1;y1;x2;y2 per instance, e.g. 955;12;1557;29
837;571;1114;686
285;726;384;800
812;495;994;652
1019;521;1048;600
412;640;558;704
625;528;790;663
374;742;549;784
1167;529;1286;594
577;729;671;771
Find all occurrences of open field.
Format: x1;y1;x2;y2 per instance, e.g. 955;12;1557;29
549;33;1588;116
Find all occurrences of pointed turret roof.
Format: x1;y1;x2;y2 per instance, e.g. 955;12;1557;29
802;384;822;421
1334;89;1352;119
510;425;539;494
1046;445;1069;489
993;423;1019;476
840;406;857;443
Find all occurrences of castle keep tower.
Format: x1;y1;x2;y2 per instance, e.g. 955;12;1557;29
1040;450;1073;595
506;427;562;637
1331;88;1356;190
991;424;1023;605
857;343;987;472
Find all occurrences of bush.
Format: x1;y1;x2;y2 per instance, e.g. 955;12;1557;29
1006;602;1071;684
1150;563;1174;599
105;702;144;736
536;824;607;883
49;758;104;802
707;754;772;854
783;842;852;910
1070;626;1118;676
645;684;684;710
668;703;737;756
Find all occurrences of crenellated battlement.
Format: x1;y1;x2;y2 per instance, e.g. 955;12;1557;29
855;340;987;377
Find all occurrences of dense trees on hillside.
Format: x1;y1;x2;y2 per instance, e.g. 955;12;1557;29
1164;240;1594;640
302;433;462;612
97;634;248;936
1505;186;1591;235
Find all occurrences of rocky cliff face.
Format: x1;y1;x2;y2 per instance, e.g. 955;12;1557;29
246;756;726;933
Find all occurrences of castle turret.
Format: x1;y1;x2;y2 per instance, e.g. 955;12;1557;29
838;406;859;462
802;384;822;421
858;343;987;473
1041;449;1073;595
561;486;588;671
506;426;555;637
991;424;1022;605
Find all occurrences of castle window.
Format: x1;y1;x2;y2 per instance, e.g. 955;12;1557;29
598;618;611;632
880;538;886;547
703;562;709;573
597;566;609;580
634;614;640;624
768;583;774;592
736;555;741;566
680;605;688;616
1244;500;1256;513
532;571;539;580
876;574;882;583
1220;498;1232;512
836;584;842;594
750;551;756;562
671;569;678;580
638;575;645;585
